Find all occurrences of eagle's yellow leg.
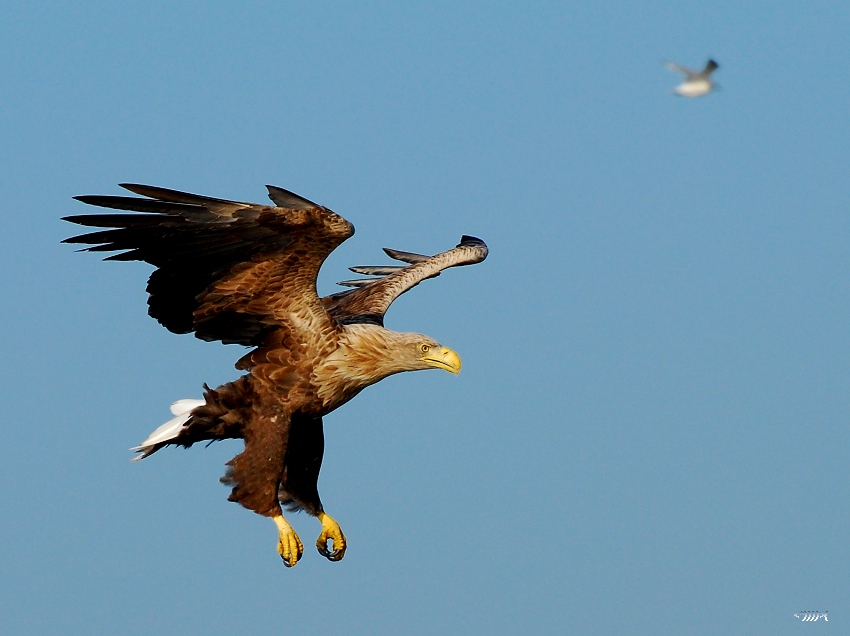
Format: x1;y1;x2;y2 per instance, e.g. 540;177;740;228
316;512;347;561
273;514;303;567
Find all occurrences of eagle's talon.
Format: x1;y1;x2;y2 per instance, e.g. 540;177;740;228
277;531;303;567
316;539;344;561
274;515;303;567
316;512;347;562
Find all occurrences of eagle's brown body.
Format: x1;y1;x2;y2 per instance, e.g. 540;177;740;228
64;183;487;566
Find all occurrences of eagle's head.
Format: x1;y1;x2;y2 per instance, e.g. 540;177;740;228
397;335;462;375
315;325;463;408
352;328;461;377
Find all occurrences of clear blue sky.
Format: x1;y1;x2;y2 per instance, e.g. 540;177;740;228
2;2;849;634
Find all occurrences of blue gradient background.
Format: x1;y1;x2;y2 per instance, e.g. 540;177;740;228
2;2;848;634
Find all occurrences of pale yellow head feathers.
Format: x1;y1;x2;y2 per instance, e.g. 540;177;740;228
315;324;462;408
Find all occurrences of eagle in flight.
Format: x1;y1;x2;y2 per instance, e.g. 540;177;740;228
64;183;488;567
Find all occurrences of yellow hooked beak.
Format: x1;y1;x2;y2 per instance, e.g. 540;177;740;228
422;346;462;374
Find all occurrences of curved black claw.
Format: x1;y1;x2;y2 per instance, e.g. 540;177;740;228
317;539;345;561
316;513;347;562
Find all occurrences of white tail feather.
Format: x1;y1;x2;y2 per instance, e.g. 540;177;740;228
170;398;205;416
131;399;205;461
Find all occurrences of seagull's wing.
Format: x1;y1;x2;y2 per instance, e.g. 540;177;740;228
663;61;697;78
701;59;719;77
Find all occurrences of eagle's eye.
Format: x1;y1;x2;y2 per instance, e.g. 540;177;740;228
419;344;431;353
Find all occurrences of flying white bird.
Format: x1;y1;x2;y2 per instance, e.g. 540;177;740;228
664;59;719;97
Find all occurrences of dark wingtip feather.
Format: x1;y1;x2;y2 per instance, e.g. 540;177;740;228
348;265;405;275
337;278;383;288
382;247;430;264
61;213;170;228
118;183;149;193
70;195;205;215
118;183;233;205
458;235;487;247
266;185;321;210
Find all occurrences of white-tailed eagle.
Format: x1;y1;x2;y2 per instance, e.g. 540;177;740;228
64;183;488;566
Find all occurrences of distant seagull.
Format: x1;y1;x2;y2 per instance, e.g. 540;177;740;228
664;59;719;97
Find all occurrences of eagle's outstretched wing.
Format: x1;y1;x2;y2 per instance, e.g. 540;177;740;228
322;235;488;326
63;184;354;346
